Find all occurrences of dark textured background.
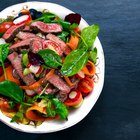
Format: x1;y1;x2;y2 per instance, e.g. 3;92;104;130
0;0;140;140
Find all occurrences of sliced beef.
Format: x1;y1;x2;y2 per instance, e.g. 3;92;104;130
23;25;32;32
8;52;36;85
2;24;25;43
43;40;63;56
46;33;71;55
16;31;37;40
10;37;43;52
56;91;68;102
30;39;43;53
10;38;31;52
8;52;42;94
30;21;62;33
48;74;70;94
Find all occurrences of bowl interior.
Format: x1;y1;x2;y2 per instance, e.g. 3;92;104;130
0;1;105;133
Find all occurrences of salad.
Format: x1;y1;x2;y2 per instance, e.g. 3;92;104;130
0;7;99;126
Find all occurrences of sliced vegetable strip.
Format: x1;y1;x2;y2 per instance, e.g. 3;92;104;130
82;60;96;76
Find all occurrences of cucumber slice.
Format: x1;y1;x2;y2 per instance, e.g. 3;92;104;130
22;53;29;67
23;68;31;75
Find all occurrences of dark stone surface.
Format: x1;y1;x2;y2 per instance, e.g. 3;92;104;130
0;0;140;140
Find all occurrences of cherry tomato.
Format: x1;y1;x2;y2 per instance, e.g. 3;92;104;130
64;90;83;106
0;98;10;112
77;77;94;97
0;22;13;33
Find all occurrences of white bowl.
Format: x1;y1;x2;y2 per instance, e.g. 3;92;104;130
0;1;105;133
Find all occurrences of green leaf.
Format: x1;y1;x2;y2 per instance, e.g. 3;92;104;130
38;49;62;68
57;31;69;42
11;111;23;122
89;47;97;64
78;24;99;50
0;44;9;62
51;20;71;29
61;49;88;76
52;98;68;119
46;100;56;117
35;12;57;23
0;80;24;103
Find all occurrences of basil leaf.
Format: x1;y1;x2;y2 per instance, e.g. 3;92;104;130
78;24;99;50
38;49;62;68
0;80;24;103
52;98;68;119
0;44;9;62
11;111;24;122
89;47;97;64
61;49;88;76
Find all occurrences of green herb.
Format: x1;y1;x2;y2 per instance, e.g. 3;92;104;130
61;49;88;76
89;47;97;64
57;31;69;42
51;19;71;29
11;104;25;122
8;100;17;109
0;16;14;24
78;24;99;50
0;44;10;79
52;98;68;119
35;12;57;23
0;80;24;103
38;49;62;68
46;100;56;117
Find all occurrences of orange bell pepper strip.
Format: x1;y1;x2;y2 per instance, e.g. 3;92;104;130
81;60;96;76
25;105;47;121
0;65;20;85
66;34;80;50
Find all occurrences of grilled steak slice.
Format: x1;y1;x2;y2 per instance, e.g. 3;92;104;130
10;37;43;52
46;33;71;55
10;38;31;52
8;52;42;94
56;91;68;102
3;24;25;43
16;31;37;40
30;39;43;53
23;25;32;32
48;74;70;94
43;40;63;56
31;21;62;33
8;52;36;85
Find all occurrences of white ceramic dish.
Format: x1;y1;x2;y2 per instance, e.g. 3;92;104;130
0;1;105;133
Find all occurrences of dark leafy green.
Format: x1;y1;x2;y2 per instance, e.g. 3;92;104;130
52;98;68;119
78;24;99;50
61;49;88;76
38;49;62;68
89;47;97;64
0;80;24;103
